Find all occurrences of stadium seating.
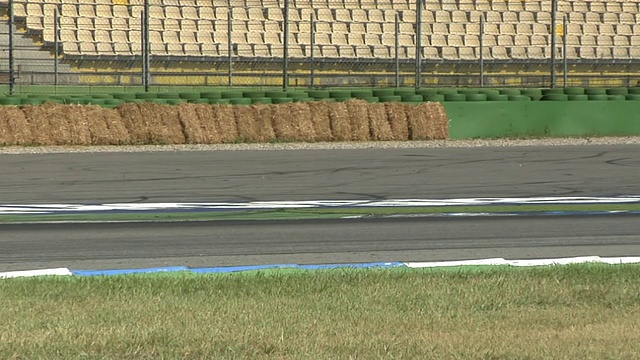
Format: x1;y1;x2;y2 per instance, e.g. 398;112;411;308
3;0;640;61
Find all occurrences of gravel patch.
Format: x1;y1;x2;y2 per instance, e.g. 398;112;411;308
0;137;639;154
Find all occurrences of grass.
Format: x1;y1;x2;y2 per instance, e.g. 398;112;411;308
1;203;640;224
2;264;640;359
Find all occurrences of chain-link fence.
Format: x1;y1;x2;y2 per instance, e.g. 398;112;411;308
1;0;639;92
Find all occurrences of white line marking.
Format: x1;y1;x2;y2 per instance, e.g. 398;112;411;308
0;268;72;279
1;196;640;215
405;256;640;268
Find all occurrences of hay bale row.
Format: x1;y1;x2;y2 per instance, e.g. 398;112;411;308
0;101;449;146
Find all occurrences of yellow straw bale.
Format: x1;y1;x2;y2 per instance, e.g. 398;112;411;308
288;102;316;141
407;102;449;140
345;100;370;141
307;102;332;141
328;101;351;141
368;103;394;141
0;106;32;145
213;105;238;143
385;103;410;140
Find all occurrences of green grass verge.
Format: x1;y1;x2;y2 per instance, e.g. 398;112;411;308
1;203;639;223
2;264;640;359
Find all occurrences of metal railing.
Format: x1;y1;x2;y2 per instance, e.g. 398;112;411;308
0;0;639;93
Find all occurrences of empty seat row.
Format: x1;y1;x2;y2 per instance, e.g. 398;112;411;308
60;40;640;62
23;2;640;27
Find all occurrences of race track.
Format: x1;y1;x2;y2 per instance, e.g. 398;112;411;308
1;144;640;271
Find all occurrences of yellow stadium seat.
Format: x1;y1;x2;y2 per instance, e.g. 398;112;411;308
442;47;458;60
459;47;476;60
63;42;80;55
372;46;390;59
79;42;98;55
511;46;527;60
595;47;612;59
114;42;132;55
613;48;629;59
423;47;440;60
321;45;338;58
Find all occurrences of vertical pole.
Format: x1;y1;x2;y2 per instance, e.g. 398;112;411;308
479;14;484;87
310;12;315;87
143;0;150;91
227;9;233;86
414;0;422;89
550;0;557;88
141;9;145;88
563;14;567;88
395;12;399;88
282;0;290;91
8;0;15;95
54;6;59;87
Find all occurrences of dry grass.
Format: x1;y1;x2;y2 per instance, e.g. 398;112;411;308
0;102;449;146
1;265;639;359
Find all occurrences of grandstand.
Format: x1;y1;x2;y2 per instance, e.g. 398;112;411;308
1;0;639;87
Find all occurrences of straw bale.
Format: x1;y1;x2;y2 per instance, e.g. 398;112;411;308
103;106;132;144
307;102;332;141
385;103;410;140
0;106;32;145
213;105;238;143
251;104;276;143
426;102;450;140
270;103;307;141
118;103;185;144
328;102;351;141
83;106;112;145
118;103;151;144
179;103;221;144
345;100;370;141
176;103;201;143
288;102;316;141
233;105;259;142
21;105;54;145
0;108;14;145
47;103;77;145
407;102;449;140
82;106;130;145
63;105;92;145
367;103;394;141
143;103;185;144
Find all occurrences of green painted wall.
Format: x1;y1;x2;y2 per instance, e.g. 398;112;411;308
445;101;640;139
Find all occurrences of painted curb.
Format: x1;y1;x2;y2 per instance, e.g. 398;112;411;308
3;257;640;279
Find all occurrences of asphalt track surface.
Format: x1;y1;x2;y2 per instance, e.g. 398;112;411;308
1;144;640;271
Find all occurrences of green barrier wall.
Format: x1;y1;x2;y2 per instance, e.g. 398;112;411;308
445;101;640;139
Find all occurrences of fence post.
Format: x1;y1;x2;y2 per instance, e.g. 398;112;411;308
227;9;233;86
414;0;422;89
282;0;290;91
310;12;315;87
395;12;400;87
563;14;567;88
550;0;557;88
54;6;59;87
8;0;15;95
479;14;484;87
142;0;150;91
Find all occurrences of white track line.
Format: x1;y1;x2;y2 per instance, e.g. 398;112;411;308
1;196;640;214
